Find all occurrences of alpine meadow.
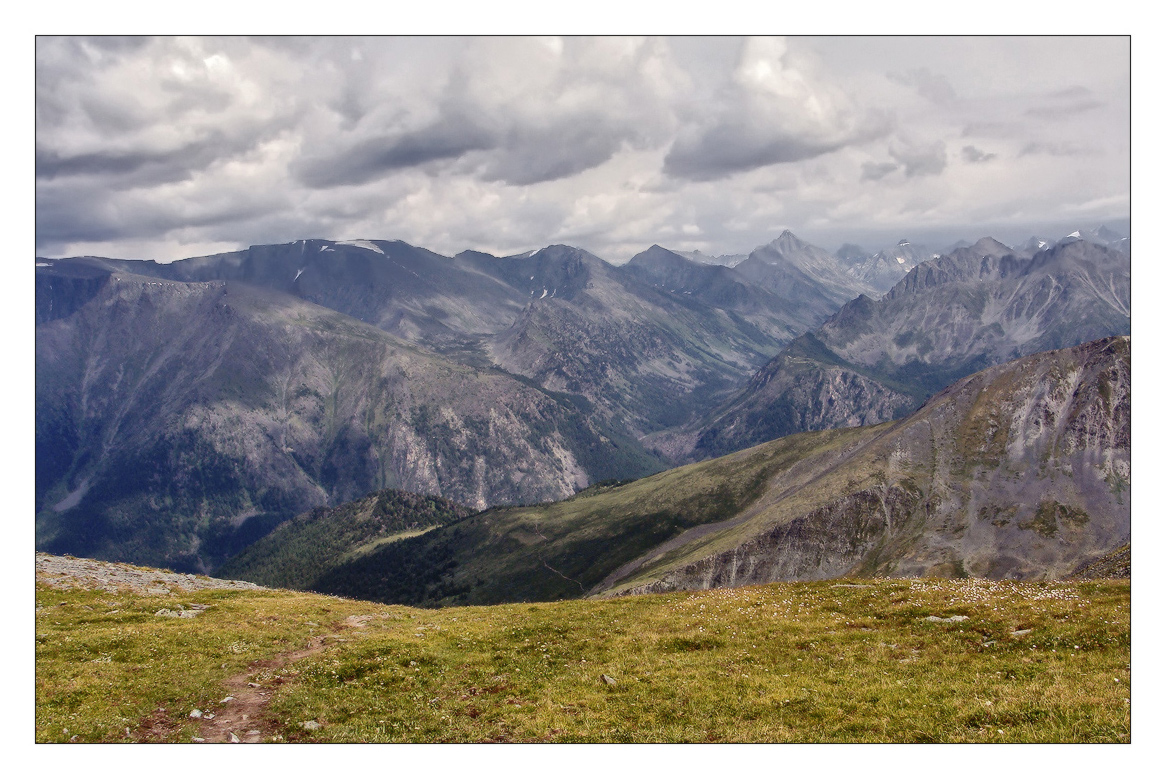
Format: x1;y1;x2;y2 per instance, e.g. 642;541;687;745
34;34;1133;748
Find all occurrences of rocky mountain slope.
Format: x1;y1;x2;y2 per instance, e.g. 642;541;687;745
733;230;878;312
838;239;932;291
35;261;659;573
673;238;1130;461
62;238;842;437
89;239;529;351
469;244;804;434
282;337;1128;606
612;336;1130;594
621;244;837;339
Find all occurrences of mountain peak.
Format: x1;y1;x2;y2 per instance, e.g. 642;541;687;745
969;237;1013;256
762;230;812;255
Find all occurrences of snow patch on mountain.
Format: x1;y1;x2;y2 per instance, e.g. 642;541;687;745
336;240;385;254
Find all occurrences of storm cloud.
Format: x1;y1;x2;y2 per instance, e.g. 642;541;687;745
34;35;1130;263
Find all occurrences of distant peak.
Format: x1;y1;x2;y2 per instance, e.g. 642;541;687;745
898;239;911;246
768;230;806;249
970;237;1011;255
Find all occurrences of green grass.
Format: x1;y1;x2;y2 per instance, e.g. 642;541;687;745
36;576;1130;743
216;489;472;589
308;427;869;606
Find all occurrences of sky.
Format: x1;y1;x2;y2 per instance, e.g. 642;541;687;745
34;35;1130;263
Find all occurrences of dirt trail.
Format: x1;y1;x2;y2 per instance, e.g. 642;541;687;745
34;553;353;744
196;633;335;743
197;614;376;743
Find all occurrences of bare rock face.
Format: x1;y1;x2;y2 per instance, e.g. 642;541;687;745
479;244;794;436
612;336;1130;594
687;345;914;459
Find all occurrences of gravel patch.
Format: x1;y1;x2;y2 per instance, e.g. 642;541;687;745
35;552;266;595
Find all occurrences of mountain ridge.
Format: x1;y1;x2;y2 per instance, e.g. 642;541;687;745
269;337;1129;607
669;237;1130;461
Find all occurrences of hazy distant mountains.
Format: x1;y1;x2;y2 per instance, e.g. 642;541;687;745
836;238;934;291
674;232;932;294
35;225;1131;574
670;237;1130;461
465;243;799;434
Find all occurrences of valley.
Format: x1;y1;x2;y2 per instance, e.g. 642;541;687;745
231;336;1128;607
35;226;1131;600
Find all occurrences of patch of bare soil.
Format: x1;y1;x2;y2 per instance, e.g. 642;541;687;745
196;628;350;743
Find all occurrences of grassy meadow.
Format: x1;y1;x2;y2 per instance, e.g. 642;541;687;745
36;575;1129;743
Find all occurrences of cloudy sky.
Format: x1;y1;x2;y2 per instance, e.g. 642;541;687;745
35;35;1130;263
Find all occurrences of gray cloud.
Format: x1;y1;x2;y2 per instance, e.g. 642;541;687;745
889;138;947;178
888;67;957;104
961;121;1023;139
1025;86;1105;117
861;161;899;181
297;120;498;188
665;121;856;181
35;132;235;187
961;145;997;163
481;119;630;186
33;36;1130;263
1019;141;1096;157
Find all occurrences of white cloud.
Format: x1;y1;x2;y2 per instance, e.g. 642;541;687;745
35;35;1131;262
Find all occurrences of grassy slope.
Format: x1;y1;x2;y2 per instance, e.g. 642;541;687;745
214;489;474;590
36;575;1130;743
309;425;873;606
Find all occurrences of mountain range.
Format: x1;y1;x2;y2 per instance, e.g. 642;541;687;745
227;336;1128;605
660;236;1130;462
35;225;1131;581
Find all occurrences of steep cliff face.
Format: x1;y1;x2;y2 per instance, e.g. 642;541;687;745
612;336;1130;595
35;266;659;573
679;239;1130;460
35;260;112;324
